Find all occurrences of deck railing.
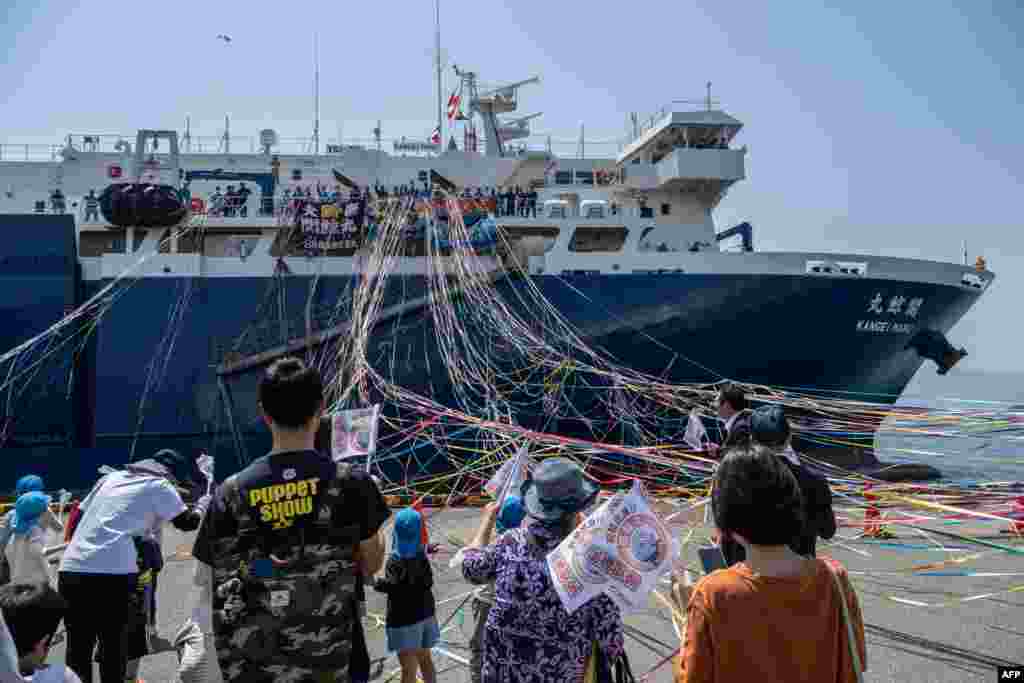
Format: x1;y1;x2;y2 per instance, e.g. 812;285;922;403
1;133;627;162
0;143;64;162
623;99;721;148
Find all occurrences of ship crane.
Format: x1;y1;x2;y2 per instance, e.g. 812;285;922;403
497;112;544;142
453;66;540;157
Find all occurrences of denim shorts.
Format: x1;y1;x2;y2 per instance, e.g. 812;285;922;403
385;616;440;653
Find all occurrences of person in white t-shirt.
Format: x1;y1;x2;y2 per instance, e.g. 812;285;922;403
5;494;53;587
58;449;211;683
0;582;82;682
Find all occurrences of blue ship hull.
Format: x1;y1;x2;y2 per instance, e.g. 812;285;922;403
0;216;984;489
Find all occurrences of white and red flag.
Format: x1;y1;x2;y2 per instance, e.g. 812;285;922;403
446;93;461;120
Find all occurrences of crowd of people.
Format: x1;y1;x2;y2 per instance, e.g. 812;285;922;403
0;370;863;683
39;179;549;227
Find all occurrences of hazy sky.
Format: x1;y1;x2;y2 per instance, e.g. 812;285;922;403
2;0;1021;374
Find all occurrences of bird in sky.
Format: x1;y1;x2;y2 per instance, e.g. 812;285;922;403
216;34;232;44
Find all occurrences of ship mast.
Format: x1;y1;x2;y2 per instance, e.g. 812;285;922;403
313;32;321;156
434;0;443;152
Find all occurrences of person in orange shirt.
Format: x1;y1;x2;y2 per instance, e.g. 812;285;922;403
674;445;867;683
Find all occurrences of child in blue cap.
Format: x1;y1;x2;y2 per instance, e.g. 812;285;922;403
5;492;53;585
0;477;63;584
373;507;438;683
467;495;526;683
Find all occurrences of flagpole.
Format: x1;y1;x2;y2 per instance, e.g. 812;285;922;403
435;0;444;153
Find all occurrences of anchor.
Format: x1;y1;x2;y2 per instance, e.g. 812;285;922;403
905;328;968;375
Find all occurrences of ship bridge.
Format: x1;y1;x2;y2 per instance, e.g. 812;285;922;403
615;100;746;202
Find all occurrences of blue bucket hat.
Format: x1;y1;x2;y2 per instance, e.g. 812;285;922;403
11;492;50;535
392;507;423;560
520;458;598;521
496;495;527;533
15;475;44;496
751;405;791;447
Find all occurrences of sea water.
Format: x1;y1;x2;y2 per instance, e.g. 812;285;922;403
875;368;1024;483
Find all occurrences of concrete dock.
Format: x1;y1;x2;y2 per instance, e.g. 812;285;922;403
49;503;1023;682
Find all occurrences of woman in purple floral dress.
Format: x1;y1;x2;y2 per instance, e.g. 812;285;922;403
462;458;624;683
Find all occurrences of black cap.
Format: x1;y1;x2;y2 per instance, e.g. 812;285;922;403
751;405;791;447
152;449;196;488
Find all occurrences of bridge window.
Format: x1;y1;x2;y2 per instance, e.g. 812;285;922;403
554;171;573;185
498;225;560;256
79;231;125;257
569;226;628;253
575;171;594;185
639;206;654;219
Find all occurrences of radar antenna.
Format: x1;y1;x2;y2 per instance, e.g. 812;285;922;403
452;67;540;157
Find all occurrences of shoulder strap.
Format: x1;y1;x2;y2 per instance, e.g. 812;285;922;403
826;561;864;683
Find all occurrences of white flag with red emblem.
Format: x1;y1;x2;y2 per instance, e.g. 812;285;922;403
447;93;461;120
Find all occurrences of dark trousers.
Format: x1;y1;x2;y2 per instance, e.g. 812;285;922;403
469;597;493;683
351;616;369;683
59;571;138;683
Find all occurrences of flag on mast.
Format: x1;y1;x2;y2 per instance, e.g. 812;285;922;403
447;93;461;120
430;126;441;145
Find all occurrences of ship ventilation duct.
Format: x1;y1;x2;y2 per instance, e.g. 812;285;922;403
905;329;968;375
715;222;754;252
99;183;189;228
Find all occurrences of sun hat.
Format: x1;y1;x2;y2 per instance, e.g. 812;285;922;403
520;458;598;521
392;507;423;560
751;405;791;447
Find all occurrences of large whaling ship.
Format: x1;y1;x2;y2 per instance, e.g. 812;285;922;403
0;67;994;489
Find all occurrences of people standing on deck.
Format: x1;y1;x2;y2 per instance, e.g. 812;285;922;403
673;446;866;683
224;186;238;217
504;188;515;217
58;450;208;683
209;187;224;216
466;495;526;683
462;458;624;683
189;357;390;683
527;187;538;218
49;190;65;215
372;507;439;683
82;191;99;223
236;183;251;218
